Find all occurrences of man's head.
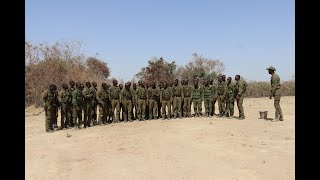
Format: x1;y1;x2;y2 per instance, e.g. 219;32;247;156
62;83;68;90
159;81;163;88
266;66;276;75
164;82;168;88
235;75;240;81
92;81;97;88
128;82;131;87
76;82;81;89
133;83;137;90
102;82;107;90
119;84;123;90
227;77;232;84
174;79;179;86
49;84;55;92
80;83;84;90
113;79;118;86
69;80;75;87
152;81;156;88
218;76;223;83
146;83;150;89
170;81;174;87
222;75;226;82
194;78;199;86
138;80;142;86
185;79;189;85
86;82;91;88
125;82;130;89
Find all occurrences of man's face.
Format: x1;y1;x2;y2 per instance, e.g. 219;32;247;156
119;84;123;89
113;80;118;86
268;70;273;74
235;76;239;81
152;82;156;88
194;79;198;86
133;83;137;90
70;81;75;87
174;79;178;86
92;82;97;88
227;77;232;84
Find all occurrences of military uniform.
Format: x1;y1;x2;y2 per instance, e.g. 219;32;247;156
58;88;72;129
226;82;235;118
234;80;246;119
160;87;172;119
72;88;83;128
42;89;56;132
172;84;183;118
147;87;159;120
182;84;192;117
268;67;284;121
109;85;121;123
203;85;214;117
53;89;59;128
120;87;134;122
211;84;218;116
131;87;137;120
217;81;227;117
68;86;75;126
96;86;109;125
82;86;93;127
192;85;203;117
90;86;98;125
136;86;147;120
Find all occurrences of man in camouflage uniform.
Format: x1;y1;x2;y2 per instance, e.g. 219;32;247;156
158;82;164;118
169;81;174;118
42;84;56;132
119;84;124;121
145;83;151;120
203;80;214;117
82;82;93;128
91;82;98;125
96;83;109;125
192;78;203;117
210;79;218;116
217;76;227;117
58;83;72;130
147;82;159;120
267;66;284;121
72;82;83;128
136;80;147;121
69;80;76;127
181;79;185;117
52;84;59;129
226;77;235;119
172;79;183;119
109;79;121;123
160;82;172;119
182;79;192;118
106;83;112;122
132;83;137;120
120;82;134;122
234;75;246;120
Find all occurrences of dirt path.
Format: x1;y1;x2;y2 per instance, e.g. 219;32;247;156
25;96;295;180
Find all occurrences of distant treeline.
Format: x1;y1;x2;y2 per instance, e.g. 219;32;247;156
25;40;294;107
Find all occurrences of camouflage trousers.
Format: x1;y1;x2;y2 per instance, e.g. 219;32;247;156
122;99;132;122
137;99;146;120
274;95;283;119
45;107;55;131
60;104;71;128
91;103;97;123
183;97;192;117
148;99;158;119
204;98;212;116
217;95;226;115
111;99;120;122
98;103;108;124
236;94;245;118
211;97;217;116
161;100;171;118
83;103;92;127
193;99;202;116
72;106;83;128
173;96;182;118
226;96;235;117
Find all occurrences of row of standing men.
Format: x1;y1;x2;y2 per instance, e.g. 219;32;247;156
42;74;247;132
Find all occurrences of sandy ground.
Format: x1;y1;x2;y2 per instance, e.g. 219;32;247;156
25;96;295;180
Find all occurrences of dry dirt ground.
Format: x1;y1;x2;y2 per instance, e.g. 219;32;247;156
25;96;295;180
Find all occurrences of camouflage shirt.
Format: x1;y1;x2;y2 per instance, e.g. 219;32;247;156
271;73;281;96
109;85;121;100
136;86;147;100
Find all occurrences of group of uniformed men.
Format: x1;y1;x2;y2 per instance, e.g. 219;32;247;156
42;66;283;133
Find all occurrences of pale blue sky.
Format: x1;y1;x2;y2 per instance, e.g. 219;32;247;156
26;0;294;81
